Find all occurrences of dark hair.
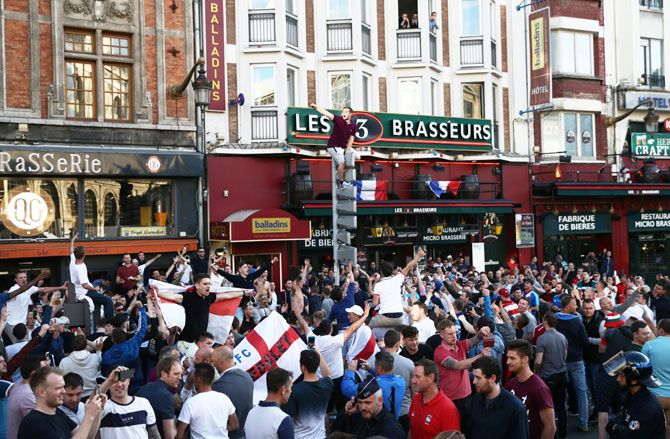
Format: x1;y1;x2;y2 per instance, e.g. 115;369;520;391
72;334;88;351
12;323;27;340
384;329;401;348
63;372;84;389
476;316;494;333
197;331;214;343
266;367;293;393
660;319;670;334
515;313;530;329
560;295;575;310
518;297;531;306
472;356;502;383
193;273;209;285
414;302;429;316
111;328;127;344
159;345;179;359
299;349;320;373
20;355;46;380
29;366;63;392
343;106;354;113
331;286;343;302
157;356;181;377
436;319;455;331
401;325;420;339
314;319;333;336
631;320;648;334
544;312;557;328
193;363;216;386
453;299;465;312
74;246;86;259
506;339;533;361
375;351;394;373
380;261;394;277
582;298;594;306
415;359;439;384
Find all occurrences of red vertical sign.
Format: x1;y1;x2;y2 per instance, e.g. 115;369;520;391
528;7;551;107
205;0;226;111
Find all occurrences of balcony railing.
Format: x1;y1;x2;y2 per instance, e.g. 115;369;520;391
640;0;663;9
397;29;421;60
249;11;276;44
251;108;278;141
286;12;298;48
327;20;353;52
641;73;666;88
460;37;484;66
491;39;497;68
429;31;437;63
362;23;372;56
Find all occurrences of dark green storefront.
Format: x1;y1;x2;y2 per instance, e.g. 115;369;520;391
628;212;670;279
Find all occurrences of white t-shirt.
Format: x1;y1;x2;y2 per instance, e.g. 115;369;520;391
622;303;655;323
178;390;235;439
6;285;37;325
313;332;345;379
69;254;91;299
413;317;436;343
373;273;405;315
179;264;193;285
99;396;156;439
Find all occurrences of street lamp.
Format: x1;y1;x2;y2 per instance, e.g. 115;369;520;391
644;106;660;133
192;63;213;109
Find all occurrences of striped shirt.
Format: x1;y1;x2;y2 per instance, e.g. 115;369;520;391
99;396;156;439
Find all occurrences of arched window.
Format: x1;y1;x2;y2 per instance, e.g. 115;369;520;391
104;193;117;237
84;190;97;237
40;181;61;237
67;184;78;236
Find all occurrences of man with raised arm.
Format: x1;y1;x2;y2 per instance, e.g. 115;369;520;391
309;103;357;187
69;233;114;318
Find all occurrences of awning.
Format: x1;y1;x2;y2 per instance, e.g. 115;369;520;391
221;209;311;242
301;200;517;217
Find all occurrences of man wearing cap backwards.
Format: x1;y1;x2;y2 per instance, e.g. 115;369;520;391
333;377;405;439
604;350;665;438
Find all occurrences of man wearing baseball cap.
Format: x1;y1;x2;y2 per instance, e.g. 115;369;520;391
343;305;378;364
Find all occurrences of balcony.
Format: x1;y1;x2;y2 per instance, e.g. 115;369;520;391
326;20;353;53
286;12;298;48
429;31;437;63
249;11;276;44
251;108;278;141
460;37;484;66
641;73;666;88
397;29;421;61
362;23;372;56
640;0;663;9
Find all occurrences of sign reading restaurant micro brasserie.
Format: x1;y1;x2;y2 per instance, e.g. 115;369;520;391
543;213;611;236
287;107;493;152
629;212;670;232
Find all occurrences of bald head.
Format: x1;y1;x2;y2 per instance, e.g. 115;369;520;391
212;346;235;374
194;346;214;365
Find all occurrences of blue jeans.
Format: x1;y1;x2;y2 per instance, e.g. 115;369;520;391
584;361;600;403
87;290;114;319
566;360;589;427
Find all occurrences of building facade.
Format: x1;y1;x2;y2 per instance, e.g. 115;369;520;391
0;0;203;282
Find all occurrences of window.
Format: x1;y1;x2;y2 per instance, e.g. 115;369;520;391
551;31;594;76
399;78;422;115
329;0;350;19
431;80;439;115
361;0;368;24
462;0;481;36
84;190;98;238
641;38;664;87
541;112;595;158
252;65;276;106
330;72;351;109
362;73;371;110
285;0;294;13
286;67;297;107
463;83;484;118
250;0;273;9
492;84;500;148
640;0;663;10
64;29;133;121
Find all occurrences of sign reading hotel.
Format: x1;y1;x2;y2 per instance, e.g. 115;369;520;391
543;213;611;236
205;0;225;111
622;91;670;111
629;212;670;232
252;218;291;234
528;8;551;108
287;107;493;152
631;133;670;157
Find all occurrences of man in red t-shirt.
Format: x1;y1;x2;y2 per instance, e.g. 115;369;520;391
409;359;460;439
505;339;555;439
116;253;140;294
310;103;357;186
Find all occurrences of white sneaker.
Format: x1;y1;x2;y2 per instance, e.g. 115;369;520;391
341;181;353;188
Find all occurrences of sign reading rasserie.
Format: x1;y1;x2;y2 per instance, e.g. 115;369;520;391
631;133;670;157
543;213;611;235
287;107;492;152
629;212;670;232
205;0;226;111
528;8;551;108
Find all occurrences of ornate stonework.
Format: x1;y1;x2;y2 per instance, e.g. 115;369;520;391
63;0;92;16
107;1;134;21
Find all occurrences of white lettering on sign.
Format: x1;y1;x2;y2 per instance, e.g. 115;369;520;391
634;212;670;229
0;152;102;174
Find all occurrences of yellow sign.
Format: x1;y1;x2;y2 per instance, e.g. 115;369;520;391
530;16;545;71
120;227;167;237
252;218;291;234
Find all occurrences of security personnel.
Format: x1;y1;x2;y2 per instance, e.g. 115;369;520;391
604;351;665;438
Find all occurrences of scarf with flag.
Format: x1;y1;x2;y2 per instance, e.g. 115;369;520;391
426;180;462;197
345;324;379;363
233;311;307;403
353;180;388;201
148;279;243;345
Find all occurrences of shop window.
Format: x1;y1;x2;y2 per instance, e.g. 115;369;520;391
462;0;481;36
84;190;98;238
541;112;595;158
252;65;276;106
64;29;133;121
399;77;421;115
330;72;352;109
463;83;484;118
550;30;594;76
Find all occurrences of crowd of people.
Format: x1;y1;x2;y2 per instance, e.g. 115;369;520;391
0;236;669;439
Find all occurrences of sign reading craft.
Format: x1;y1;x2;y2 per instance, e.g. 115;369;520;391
631;132;670;157
223;209;311;242
543;213;611;236
287;107;493;152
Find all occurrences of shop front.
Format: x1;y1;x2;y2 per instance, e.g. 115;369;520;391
0;146;203;282
628;212;670;279
540;212;612;268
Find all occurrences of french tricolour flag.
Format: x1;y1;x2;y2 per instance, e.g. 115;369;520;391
426;180;461;197
233;311;307;403
353;180;388;201
148;279;243;345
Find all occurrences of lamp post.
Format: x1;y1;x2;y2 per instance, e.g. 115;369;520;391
644;106;660;133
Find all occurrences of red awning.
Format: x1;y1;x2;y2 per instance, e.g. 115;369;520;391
222;209;311;242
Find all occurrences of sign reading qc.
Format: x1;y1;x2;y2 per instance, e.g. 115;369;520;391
0;187;56;237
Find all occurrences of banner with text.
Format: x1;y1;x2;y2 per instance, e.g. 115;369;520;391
628;212;670;232
543;213;611;236
205;0;226;111
631;133;670;157
529;8;551;108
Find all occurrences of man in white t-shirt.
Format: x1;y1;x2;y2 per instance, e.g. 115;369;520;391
370;247;426;329
177;363;238;439
70;233;114;318
410;302;436;343
4;271;67;343
622;291;655;323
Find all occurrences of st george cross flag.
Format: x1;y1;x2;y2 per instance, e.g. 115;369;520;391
345;324;379;363
232;311;307;403
426;180;462;198
148;279;243;345
353;180;388;201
